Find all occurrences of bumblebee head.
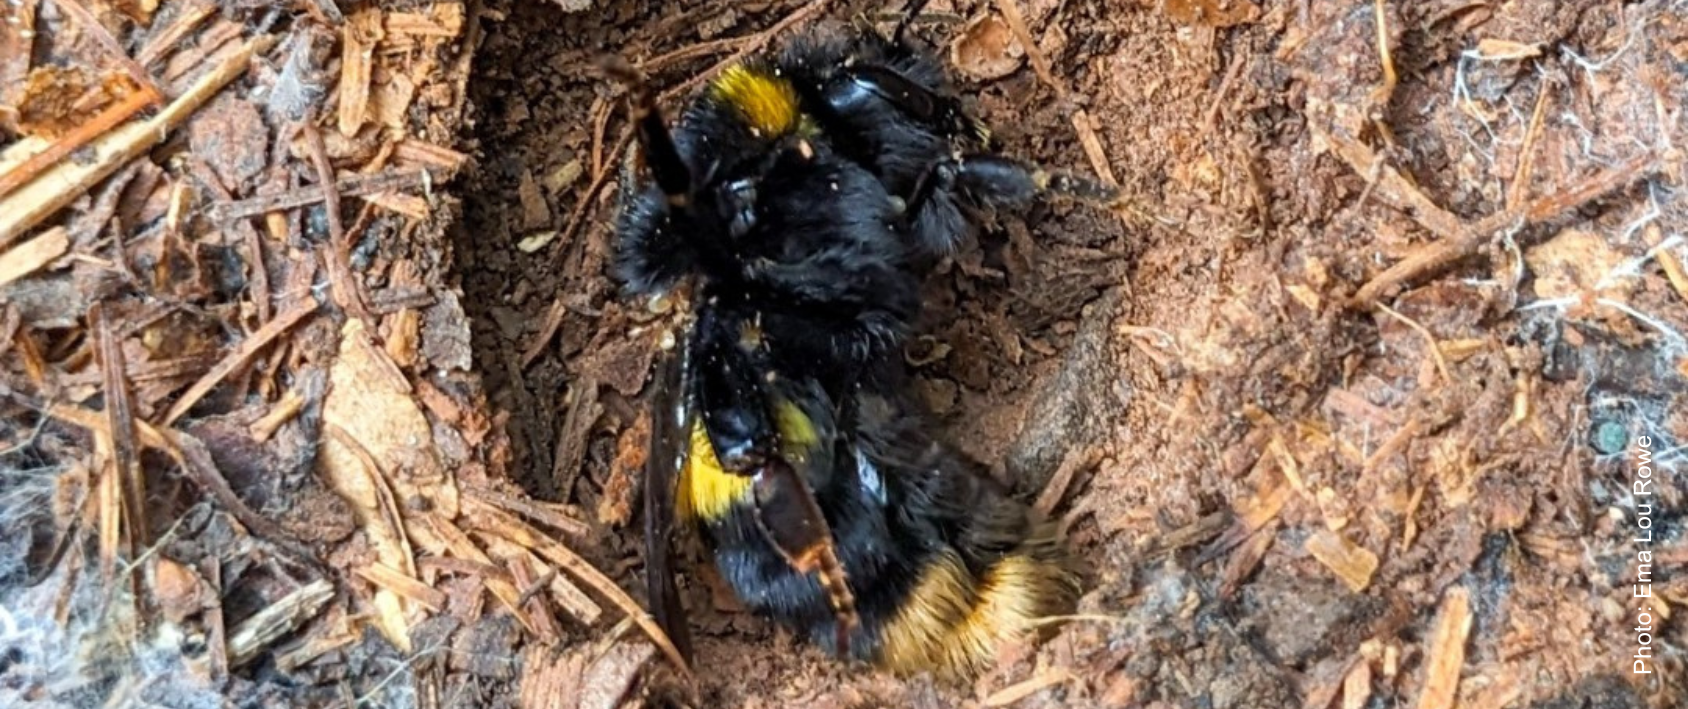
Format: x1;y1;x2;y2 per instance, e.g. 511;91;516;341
602;56;821;292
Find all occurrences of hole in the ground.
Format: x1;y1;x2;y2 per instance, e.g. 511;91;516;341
451;0;1126;698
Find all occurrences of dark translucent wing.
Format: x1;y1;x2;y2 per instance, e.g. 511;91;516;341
694;309;784;471
643;327;695;666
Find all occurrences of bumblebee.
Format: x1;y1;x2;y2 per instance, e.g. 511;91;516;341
606;11;1103;678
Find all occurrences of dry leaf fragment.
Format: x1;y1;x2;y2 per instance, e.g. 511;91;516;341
951;13;1025;81
320;318;460;650
518;167;551;230
1305;529;1379;592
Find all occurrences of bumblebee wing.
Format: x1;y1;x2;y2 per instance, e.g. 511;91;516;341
643;326;695;665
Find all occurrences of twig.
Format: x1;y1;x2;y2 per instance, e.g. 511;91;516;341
1507;78;1552;210
211;168;434;223
467;485;591;538
301;123;373;322
1374;302;1455;385
1033;448;1098;517
1198;52;1248;142
0;90;154;202
1070;110;1119;187
95;304;147;551
249;388;306;442
162;298;318;425
982;668;1075;707
643;35;741;72
1646;223;1688;306
0;36;273;246
463;501;692;676
556;131;631;261
418;514;541;634
588;96;612;179
1323;133;1466;241
521;297;570;368
1348;154;1658;307
994;0;1062;97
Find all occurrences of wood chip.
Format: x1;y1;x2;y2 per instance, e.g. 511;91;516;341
1342;659;1373;709
519;640;656;709
356;561;448;613
1071;110;1119;187
394;139;469;171
1415;586;1472;709
0;225;69;286
228;579;335;667
337;8;383;137
1305;529;1379;592
1473;38;1541;60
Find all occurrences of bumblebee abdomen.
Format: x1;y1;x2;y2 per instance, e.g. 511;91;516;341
876;539;1077;677
683;418;1078;677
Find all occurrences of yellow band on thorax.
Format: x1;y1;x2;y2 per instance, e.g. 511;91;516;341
709;65;801;137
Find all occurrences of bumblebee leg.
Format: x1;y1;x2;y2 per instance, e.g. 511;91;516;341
599;56;692;206
892;0;935;46
911;154;1122;214
752;460;860;656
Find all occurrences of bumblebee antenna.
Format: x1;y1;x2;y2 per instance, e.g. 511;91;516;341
599;55;692;207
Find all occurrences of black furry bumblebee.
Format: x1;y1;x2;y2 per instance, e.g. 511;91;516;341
605;8;1108;678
